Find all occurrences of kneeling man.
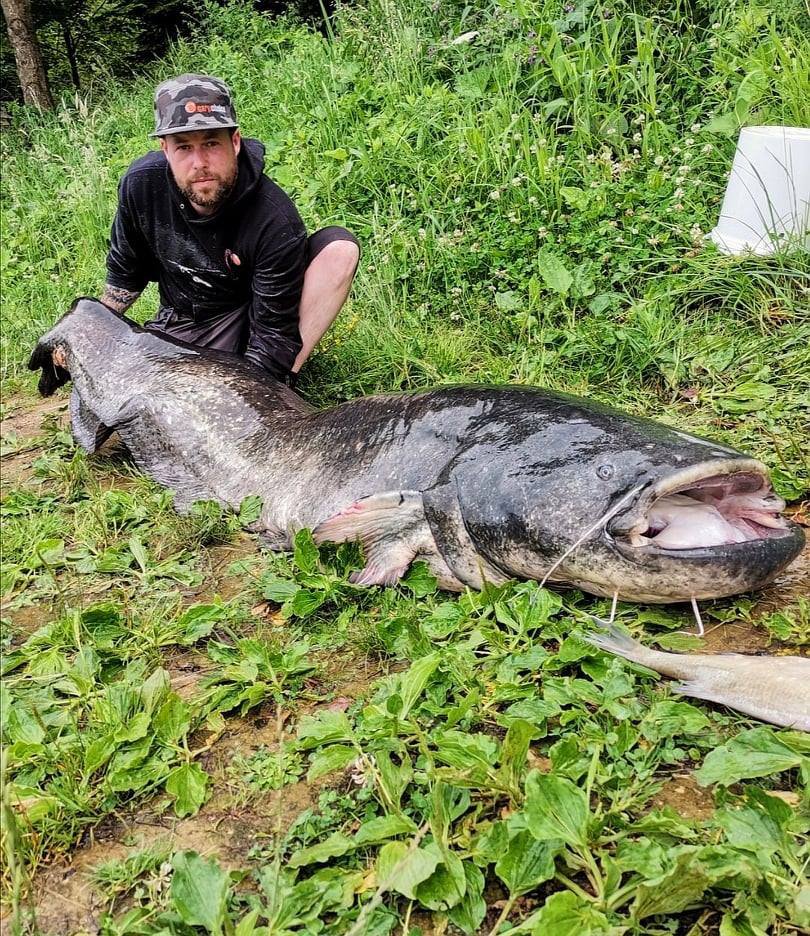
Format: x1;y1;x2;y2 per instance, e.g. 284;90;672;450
102;74;360;387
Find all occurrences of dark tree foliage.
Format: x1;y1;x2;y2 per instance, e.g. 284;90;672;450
1;0;336;105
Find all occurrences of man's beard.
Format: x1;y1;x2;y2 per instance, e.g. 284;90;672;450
180;170;237;211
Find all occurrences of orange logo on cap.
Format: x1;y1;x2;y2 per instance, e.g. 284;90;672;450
185;101;197;113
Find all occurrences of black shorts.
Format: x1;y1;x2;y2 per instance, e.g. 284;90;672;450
144;225;359;365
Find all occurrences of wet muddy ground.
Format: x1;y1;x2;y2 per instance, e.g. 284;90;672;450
1;394;808;934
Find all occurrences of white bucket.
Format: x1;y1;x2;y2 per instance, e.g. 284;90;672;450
708;126;810;256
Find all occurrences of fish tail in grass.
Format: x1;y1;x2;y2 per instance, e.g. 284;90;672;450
584;623;688;679
584;623;649;662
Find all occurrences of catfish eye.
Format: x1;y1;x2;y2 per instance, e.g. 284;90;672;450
597;464;614;480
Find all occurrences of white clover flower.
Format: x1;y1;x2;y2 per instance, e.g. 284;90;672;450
528;196;538;205
632;132;642;142
702;143;713;154
654;155;665;166
349;756;370;787
685;137;695;147
511;177;522;186
418;228;427;238
690;123;701;132
451;286;462;296
537;226;548;238
590;180;600;188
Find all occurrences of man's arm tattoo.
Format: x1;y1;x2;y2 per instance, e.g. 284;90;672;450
100;285;142;314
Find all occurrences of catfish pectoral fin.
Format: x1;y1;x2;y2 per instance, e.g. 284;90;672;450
314;490;434;588
69;388;113;453
111;394;211;510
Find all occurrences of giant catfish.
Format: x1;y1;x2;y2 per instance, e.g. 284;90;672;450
29;299;805;603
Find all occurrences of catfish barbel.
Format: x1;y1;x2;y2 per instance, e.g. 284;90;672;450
29;299;805;604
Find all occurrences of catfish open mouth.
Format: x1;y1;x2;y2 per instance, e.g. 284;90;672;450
609;462;794;552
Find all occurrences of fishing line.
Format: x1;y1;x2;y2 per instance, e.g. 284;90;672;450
537;483;646;592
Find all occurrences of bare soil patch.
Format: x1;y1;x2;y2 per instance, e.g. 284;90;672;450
651;774;715;822
0;395;69;487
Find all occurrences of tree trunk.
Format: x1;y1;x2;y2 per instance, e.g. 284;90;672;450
61;18;80;90
1;0;53;109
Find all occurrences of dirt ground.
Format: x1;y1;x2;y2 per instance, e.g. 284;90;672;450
2;394;808;935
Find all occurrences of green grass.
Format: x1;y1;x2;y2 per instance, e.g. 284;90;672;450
1;0;809;933
2;0;809;488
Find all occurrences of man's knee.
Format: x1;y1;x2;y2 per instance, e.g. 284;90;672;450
311;239;360;285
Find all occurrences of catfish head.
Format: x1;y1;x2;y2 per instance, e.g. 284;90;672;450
28;335;71;396
439;390;804;603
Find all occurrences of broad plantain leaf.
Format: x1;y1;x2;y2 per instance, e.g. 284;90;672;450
447;861;487;935
525;770;589;848
306;743;357;781
632;850;710;919
537;249;573;296
171;851;230;934
530;890;611;935
376;841;441;900
495;831;562;897
696;727;805;786
166;763;208;818
289;832;353;867
415;849;467;911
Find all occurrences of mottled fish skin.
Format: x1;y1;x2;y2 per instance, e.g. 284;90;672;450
587;624;810;731
28;299;805;604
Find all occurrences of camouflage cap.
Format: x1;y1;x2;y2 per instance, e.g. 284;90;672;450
151;74;238;138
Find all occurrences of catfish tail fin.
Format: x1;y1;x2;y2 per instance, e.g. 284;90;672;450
584;622;649;664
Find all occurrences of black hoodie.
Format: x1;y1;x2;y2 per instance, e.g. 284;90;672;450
106;138;307;378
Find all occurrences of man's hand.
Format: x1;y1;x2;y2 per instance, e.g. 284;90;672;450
101;284;142;314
